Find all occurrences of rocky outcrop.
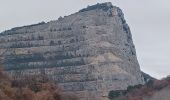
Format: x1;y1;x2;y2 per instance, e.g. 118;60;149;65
0;2;144;100
142;72;156;83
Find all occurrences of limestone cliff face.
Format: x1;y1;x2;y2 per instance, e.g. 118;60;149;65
0;2;144;100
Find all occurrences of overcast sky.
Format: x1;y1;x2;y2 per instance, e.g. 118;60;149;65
0;0;170;79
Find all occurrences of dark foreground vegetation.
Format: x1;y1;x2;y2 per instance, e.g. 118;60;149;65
109;76;170;100
1;66;170;100
0;68;78;100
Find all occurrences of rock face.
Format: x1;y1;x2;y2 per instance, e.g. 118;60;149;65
0;2;144;100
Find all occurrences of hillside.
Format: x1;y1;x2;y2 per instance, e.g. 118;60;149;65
109;76;170;100
1;67;169;100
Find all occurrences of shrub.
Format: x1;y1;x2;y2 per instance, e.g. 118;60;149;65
0;67;79;100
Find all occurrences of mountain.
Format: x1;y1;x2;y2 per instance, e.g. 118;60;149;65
0;2;144;100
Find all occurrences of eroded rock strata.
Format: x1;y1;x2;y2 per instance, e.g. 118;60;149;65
0;2;144;100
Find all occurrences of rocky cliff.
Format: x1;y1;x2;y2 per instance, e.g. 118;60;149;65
0;2;144;100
